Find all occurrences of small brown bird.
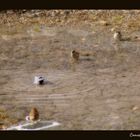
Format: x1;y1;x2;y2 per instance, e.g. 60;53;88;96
113;31;122;41
26;108;39;122
71;50;79;62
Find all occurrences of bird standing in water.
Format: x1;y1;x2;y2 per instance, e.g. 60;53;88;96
25;108;39;122
113;31;122;41
71;50;80;63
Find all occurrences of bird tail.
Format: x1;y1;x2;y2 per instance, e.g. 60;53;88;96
25;116;30;121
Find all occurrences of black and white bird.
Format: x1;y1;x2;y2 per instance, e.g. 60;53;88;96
34;76;45;85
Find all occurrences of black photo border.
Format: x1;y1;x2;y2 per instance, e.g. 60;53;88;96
0;0;140;9
1;0;140;140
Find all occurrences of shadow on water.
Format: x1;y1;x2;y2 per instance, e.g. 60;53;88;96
38;80;54;86
80;56;95;62
80;58;94;61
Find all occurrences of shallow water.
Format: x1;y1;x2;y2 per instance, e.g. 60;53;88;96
1;23;140;130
